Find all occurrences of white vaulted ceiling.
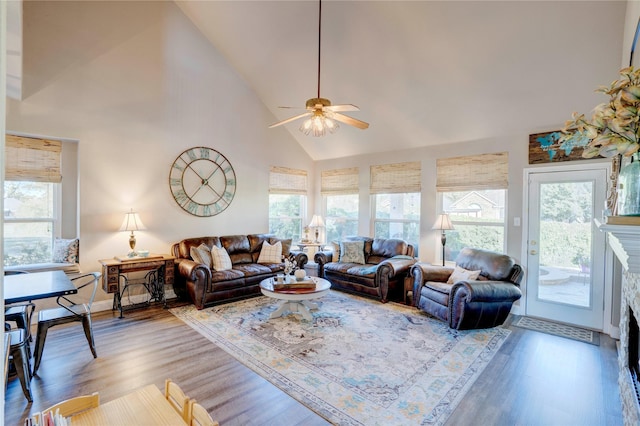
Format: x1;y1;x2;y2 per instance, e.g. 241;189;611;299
171;2;623;160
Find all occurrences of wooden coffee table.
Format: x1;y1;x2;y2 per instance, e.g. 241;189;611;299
259;276;331;321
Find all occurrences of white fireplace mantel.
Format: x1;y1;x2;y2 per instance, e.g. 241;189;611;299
596;219;640;273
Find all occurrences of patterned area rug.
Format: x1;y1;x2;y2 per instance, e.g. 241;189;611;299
170;291;511;425
511;316;599;345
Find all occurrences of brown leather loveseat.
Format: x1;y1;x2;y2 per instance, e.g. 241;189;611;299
172;234;308;310
411;247;523;330
314;237;416;303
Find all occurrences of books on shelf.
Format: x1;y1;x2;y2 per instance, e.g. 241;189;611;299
605;215;640;225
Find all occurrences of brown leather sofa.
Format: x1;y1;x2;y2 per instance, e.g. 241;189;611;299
171;234;308;310
314;237;416;303
411;247;523;330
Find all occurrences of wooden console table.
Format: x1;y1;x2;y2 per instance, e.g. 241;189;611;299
99;254;175;318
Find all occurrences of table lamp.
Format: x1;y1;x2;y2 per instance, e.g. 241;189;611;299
432;213;454;266
308;214;325;243
119;209;146;254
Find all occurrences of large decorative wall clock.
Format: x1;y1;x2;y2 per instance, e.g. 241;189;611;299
169;147;236;217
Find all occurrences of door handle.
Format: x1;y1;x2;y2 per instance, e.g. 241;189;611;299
530;250;537;255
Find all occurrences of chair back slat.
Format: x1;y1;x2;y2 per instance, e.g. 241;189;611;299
42;392;100;417
165;379;191;421
189;400;219;426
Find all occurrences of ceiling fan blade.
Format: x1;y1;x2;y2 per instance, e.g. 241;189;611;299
268;112;312;128
325;104;360;112
332;112;369;129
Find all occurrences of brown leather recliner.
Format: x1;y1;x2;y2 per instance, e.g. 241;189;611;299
411;247;523;330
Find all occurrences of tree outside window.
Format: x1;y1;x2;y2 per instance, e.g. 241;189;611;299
325;194;359;242
268;194;305;241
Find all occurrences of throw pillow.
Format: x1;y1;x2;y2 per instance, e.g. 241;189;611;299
339;240;365;264
258;240;282;264
211;245;233;271
52;238;79;263
330;241;340;262
447;265;482;284
190;243;213;268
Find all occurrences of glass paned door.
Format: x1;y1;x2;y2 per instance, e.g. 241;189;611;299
525;168;607;329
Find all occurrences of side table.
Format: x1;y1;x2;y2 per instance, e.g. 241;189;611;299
295;242;325;261
99;254;175;318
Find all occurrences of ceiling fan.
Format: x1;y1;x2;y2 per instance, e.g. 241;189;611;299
268;0;369;137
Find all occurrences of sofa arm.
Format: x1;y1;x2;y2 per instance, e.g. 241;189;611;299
314;250;333;265
314;250;333;278
410;263;454;307
175;258;212;310
291;251;309;269
378;257;416;278
450;281;522;329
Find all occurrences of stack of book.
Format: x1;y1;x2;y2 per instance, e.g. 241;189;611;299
273;278;316;291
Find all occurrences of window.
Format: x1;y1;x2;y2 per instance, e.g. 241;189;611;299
325;194;359;241
268;166;307;240
370;162;421;253
4;181;58;266
441;189;506;261
436;152;508;263
4;135;63;267
321;168;359;242
373;193;421;250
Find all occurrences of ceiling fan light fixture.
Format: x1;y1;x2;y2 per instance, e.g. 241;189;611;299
269;0;369;134
300;112;339;137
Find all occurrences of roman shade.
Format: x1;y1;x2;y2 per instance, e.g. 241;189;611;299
321;167;359;196
436;152;508;192
269;166;307;195
5;135;62;183
370;162;421;194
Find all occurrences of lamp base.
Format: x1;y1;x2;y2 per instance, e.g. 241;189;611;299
441;231;447;267
129;232;136;253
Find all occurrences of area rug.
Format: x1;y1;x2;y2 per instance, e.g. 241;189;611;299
511;315;599;345
170;291;511;425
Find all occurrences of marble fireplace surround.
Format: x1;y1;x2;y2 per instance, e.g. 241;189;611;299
597;220;640;425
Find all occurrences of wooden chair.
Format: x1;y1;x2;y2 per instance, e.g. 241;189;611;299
42;392;100;417
165;378;191;421
33;272;101;374
188;400;219;426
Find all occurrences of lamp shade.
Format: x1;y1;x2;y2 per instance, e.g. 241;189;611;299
309;214;325;228
431;213;454;231
119;209;146;232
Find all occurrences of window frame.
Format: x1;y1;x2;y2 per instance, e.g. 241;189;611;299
437;189;508;263
371;192;421;254
3;181;62;266
268;193;307;241
323;193;359;242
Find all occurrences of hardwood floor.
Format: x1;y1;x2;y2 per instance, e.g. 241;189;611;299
5;301;623;426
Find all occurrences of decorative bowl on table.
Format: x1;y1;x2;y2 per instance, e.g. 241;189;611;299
137;250;150;257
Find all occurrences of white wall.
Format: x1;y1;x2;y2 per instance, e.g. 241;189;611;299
6;1;313;303
1;0;7;417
